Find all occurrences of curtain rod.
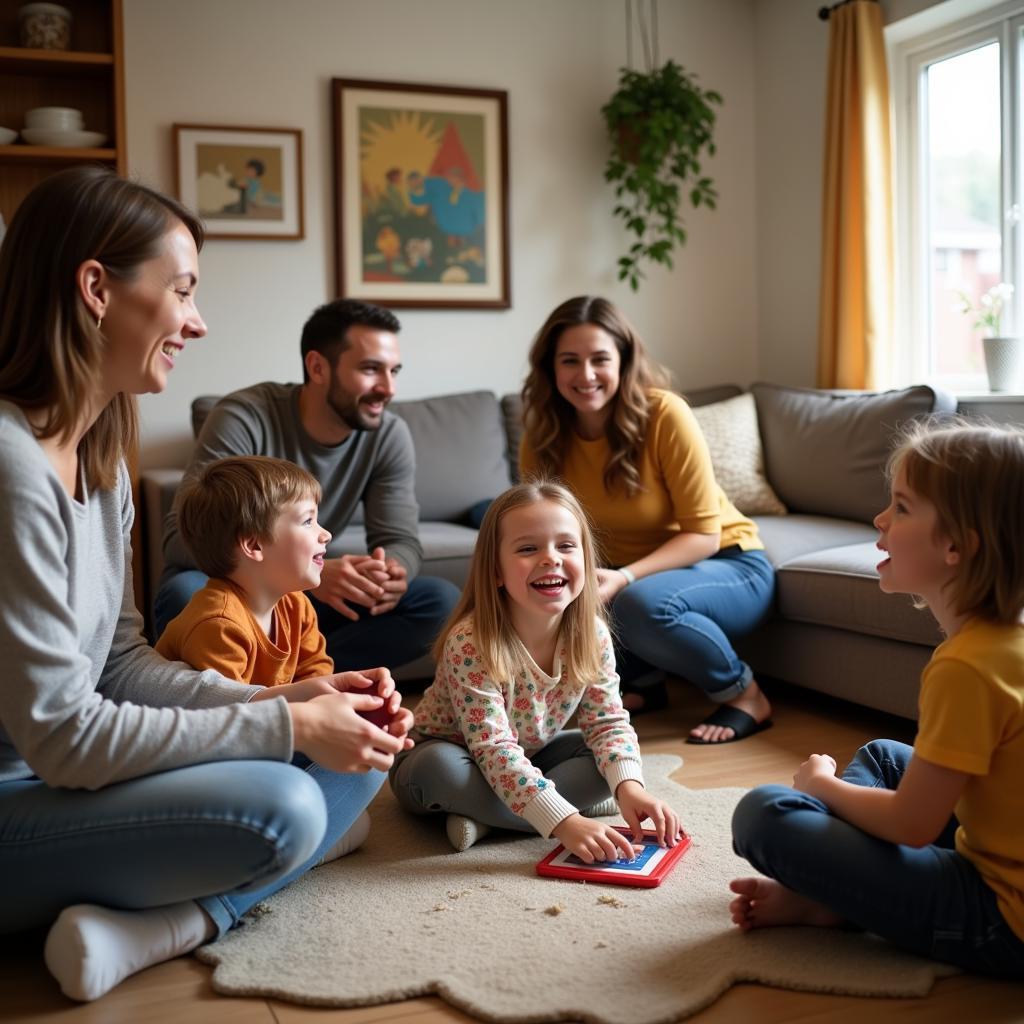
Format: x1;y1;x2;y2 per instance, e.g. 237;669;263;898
818;0;878;20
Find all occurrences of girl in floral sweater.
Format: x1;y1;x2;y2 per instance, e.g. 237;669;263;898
390;481;682;857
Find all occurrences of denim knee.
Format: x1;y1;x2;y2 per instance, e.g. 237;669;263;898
153;569;208;638
239;763;328;884
731;784;792;860
612;585;660;643
410;575;461;619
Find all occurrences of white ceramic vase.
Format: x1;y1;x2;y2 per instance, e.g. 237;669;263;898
983;336;1022;393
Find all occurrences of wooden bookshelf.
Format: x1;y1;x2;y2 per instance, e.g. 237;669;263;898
0;0;125;226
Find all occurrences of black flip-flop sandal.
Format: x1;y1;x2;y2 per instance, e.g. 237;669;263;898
685;705;773;744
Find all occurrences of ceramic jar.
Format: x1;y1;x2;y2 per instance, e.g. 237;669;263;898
18;3;72;51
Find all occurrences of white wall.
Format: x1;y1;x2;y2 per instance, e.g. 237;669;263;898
752;0;829;387
125;0;759;468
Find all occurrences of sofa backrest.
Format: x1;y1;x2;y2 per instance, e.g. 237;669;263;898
391;390;513;521
750;382;957;524
191;389;513;524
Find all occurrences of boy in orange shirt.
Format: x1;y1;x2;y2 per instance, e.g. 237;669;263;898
157;455;412;862
157;455;336;685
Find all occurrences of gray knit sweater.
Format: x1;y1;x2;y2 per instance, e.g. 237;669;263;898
161;382;423;578
0;403;292;788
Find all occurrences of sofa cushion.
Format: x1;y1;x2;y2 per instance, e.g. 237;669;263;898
390;391;512;522
775;541;943;648
753;513;876;568
690;393;787;516
750;382;956;524
333;520;478;589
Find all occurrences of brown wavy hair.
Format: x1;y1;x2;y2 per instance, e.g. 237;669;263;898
432;481;606;686
521;296;670;496
887;418;1024;625
0;166;203;490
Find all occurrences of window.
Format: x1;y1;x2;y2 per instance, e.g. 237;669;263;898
890;2;1022;392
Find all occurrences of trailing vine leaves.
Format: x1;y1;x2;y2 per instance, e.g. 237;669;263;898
602;60;721;290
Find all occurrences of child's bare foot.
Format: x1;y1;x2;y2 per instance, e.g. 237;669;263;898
728;877;844;931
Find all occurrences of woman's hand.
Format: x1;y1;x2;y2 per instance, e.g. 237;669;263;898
289;692;406;773
595;568;629;604
793;753;838;797
615;780;683;846
551;813;639;863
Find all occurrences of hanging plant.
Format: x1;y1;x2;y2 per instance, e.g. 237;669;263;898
602;59;721;290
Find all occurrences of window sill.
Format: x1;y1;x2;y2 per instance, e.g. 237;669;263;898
953;391;1024;402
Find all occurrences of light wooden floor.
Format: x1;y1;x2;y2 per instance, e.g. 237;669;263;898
3;681;1022;1023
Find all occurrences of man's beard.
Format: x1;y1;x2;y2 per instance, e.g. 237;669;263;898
326;382;387;432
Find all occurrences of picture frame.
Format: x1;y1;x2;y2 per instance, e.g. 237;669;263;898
332;78;510;309
173;124;304;240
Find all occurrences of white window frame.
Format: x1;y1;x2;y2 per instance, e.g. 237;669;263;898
889;0;1022;393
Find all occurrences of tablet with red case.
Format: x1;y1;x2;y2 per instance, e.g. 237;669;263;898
536;827;691;888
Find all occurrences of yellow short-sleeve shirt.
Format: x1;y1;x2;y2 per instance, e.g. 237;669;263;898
519;389;761;566
914;618;1024;941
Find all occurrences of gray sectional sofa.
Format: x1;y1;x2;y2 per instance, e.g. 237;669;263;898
140;381;955;720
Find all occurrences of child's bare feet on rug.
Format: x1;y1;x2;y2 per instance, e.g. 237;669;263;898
728;877;844;931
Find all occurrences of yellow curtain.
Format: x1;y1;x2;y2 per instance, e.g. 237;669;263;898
818;0;894;389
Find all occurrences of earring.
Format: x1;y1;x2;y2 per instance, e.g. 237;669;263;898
96;315;103;331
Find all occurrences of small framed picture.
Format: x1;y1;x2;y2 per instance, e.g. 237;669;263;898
332;77;510;309
173;124;304;240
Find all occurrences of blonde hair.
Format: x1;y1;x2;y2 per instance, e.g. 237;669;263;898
888;419;1024;624
0;166;203;491
178;456;321;579
433;481;606;685
521;296;671;496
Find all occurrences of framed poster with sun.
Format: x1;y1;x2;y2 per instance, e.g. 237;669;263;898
332;78;510;309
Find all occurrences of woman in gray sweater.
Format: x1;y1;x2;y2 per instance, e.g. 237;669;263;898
0;167;413;1002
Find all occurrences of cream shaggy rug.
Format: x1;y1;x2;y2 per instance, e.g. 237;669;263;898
197;755;954;1023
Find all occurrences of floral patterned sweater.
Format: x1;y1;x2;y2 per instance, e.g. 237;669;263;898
414;615;645;837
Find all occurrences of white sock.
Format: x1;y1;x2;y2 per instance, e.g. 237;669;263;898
582;796;619;818
315;810;371;866
44;901;213;1002
446;813;490;852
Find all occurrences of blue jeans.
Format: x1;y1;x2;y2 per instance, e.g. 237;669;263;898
732;739;1024;978
389;730;610;832
611;547;775;700
155;568;459;671
0;756;384;938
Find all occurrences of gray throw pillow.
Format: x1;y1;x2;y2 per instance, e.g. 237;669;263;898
750;382;956;524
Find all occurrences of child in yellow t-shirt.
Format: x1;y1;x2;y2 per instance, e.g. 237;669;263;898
157;455;336;684
729;421;1024;979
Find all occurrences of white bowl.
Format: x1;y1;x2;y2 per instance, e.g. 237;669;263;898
21;128;105;148
24;106;82;130
0;127;17;145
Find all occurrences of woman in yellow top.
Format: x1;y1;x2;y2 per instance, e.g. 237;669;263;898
520;296;774;743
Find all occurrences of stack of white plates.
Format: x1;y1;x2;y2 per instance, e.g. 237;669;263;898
22;128;106;147
22;106;105;148
0;127;17;145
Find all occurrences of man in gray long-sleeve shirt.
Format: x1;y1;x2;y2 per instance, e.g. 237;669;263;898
156;299;460;670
